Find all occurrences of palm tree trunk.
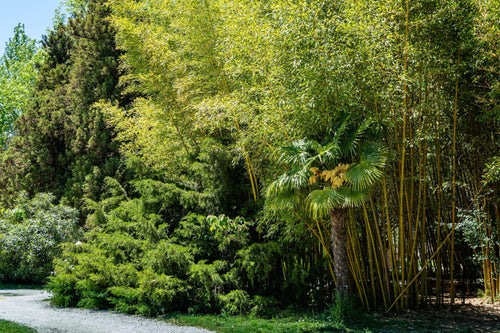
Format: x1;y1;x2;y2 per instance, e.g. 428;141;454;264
329;207;350;293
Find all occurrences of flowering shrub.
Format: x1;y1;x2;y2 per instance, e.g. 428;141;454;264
0;192;80;284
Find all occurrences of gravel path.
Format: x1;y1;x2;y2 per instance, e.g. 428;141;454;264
0;289;213;333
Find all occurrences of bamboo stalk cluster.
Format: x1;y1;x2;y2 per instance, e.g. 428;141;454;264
302;0;500;311
103;0;499;312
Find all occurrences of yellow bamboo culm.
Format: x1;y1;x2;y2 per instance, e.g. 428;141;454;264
495;203;500;300
420;140;429;304
294;210;336;283
450;49;461;308
386;183;487;314
396;0;411;308
370;198;391;308
364;203;388;308
487;202;497;302
480;198;495;303
347;214;369;308
435;128;445;305
382;178;399;310
363;205;376;305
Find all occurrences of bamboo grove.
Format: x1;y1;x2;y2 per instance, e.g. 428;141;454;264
0;0;499;314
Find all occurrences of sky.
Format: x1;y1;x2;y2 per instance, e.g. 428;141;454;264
0;0;62;55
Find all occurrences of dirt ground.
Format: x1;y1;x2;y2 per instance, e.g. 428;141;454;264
392;297;500;332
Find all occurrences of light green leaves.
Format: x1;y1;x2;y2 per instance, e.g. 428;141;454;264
0;24;40;146
483;155;500;184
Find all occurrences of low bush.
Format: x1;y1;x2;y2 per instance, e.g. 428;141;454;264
221;290;251;315
48;178;332;316
0;192;80;284
326;290;364;326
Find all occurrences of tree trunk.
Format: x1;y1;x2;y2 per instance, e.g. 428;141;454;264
329;207;350;293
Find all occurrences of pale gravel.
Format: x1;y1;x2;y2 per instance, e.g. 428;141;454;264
0;289;213;333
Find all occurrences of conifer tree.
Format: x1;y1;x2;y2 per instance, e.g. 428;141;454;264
0;0;125;208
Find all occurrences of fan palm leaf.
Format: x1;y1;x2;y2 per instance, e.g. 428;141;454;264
307;187;344;219
278;138;318;167
267;166;309;195
345;146;387;191
340;119;371;157
266;188;303;211
308;186;371;220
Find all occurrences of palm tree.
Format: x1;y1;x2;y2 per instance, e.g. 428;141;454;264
266;118;387;293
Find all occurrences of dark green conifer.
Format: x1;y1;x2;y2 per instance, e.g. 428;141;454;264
0;0;125;210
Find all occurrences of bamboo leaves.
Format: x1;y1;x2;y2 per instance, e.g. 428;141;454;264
99;0;500;310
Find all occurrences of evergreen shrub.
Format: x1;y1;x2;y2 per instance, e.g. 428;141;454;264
48;178;331;315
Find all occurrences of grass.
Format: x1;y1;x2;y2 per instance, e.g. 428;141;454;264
166;312;473;333
168;313;345;332
0;319;36;333
164;292;457;333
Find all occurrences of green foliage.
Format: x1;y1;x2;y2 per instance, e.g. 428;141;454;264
325;290;365;326
456;203;499;269
48;182;245;313
107;269;189;316
484;156;500;184
473;0;500;122
249;295;280;317
0;0;126;210
0;24;40;147
0;319;36;333
267;118;387;216
1;0;497;317
0;192;80;284
48;178;332;315
457;207;491;252
221;290;251;315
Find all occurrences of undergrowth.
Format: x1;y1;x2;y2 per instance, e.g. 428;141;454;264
167;311;473;333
